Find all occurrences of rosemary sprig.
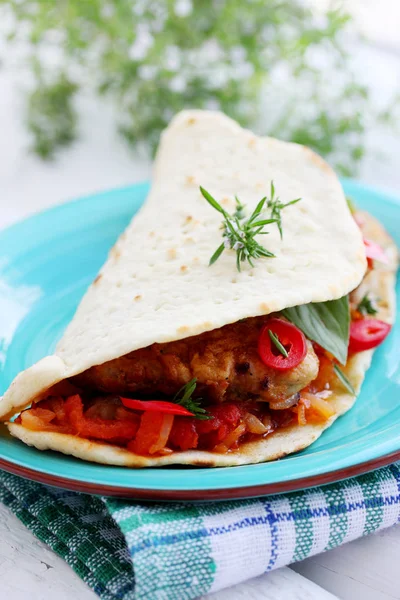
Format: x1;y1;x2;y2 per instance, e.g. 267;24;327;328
200;186;277;271
200;183;300;271
267;181;301;239
333;364;356;395
268;330;289;358
233;196;246;220
174;378;210;420
357;293;378;316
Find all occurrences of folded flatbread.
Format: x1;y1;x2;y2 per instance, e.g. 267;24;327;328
0;110;397;467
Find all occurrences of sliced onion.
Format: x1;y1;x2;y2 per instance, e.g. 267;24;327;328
269;393;300;411
302;393;335;419
214;423;247;453
262;414;273;430
149;413;174;455
315;390;333;400
302;391;331;403
20;408;70;432
21;408;55;430
243;413;268;434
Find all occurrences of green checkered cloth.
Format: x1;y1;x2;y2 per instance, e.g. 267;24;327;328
1;465;400;599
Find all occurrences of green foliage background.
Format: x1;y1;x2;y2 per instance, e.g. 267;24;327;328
0;0;396;174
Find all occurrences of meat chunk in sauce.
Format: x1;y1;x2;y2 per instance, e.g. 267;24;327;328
72;316;319;404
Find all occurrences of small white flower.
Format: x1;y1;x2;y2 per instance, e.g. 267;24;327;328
232;62;254;80
165;45;182;71
224;239;231;249
138;65;158;80
132;0;146;16
204;98;221;111
201;38;224;62
312;14;329;30
230;46;247;63
233;241;245;250
128;25;154;61
227;220;239;232
101;4;114;19
174;0;193;17
208;68;229;90
169;74;187;92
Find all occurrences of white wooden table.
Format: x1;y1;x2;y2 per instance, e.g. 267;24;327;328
1;6;400;598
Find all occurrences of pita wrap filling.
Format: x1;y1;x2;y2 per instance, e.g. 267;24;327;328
0;111;397;467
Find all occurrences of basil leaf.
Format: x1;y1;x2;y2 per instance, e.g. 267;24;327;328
282;296;350;364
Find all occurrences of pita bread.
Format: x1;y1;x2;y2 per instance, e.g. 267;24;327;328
0;110;366;421
2;110;391;467
7;210;396;466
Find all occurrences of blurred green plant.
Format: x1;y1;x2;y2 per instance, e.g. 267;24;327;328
0;0;396;173
27;70;78;159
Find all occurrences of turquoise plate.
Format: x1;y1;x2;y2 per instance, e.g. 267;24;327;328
0;180;399;500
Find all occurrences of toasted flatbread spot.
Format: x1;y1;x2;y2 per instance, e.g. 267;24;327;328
110;246;121;260
304;147;333;174
93;275;102;285
167;248;177;260
177;325;190;335
134;295;142;301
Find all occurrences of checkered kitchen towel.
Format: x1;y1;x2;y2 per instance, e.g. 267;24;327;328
1;465;400;599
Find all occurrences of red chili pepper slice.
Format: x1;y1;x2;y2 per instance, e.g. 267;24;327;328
120;397;194;416
349;318;391;353
364;239;388;269
258;318;307;371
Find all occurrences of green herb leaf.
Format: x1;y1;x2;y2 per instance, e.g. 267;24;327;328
357;293;378;316
173;378;211;420
346;196;357;214
209;242;225;266
200;186;227;216
233;196;246;220
267;181;301;239
268;329;289;358
282;295;350;364
333;364;356;395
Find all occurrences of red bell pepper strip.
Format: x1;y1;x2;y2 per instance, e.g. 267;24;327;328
120;397;194;416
